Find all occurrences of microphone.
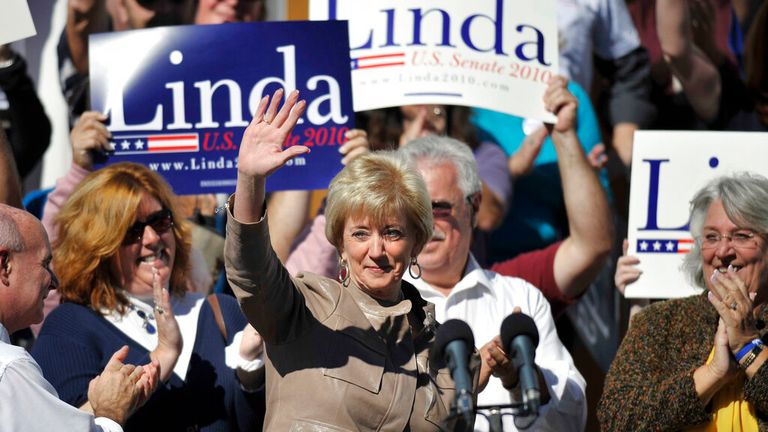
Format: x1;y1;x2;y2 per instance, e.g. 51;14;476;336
500;313;541;416
430;319;475;429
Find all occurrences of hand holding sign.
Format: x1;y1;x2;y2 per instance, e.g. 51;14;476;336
542;76;577;134
71;111;112;171
237;89;309;180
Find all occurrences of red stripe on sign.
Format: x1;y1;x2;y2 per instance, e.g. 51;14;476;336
149;146;197;152
149;135;198;141
357;62;405;69
356;53;404;60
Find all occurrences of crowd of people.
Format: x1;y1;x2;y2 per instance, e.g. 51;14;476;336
1;0;767;431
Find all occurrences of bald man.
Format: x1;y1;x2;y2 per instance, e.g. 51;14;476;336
0;204;158;431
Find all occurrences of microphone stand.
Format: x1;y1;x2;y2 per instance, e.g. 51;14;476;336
445;402;539;432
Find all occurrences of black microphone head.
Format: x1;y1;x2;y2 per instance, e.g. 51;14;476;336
429;319;475;368
500;313;539;353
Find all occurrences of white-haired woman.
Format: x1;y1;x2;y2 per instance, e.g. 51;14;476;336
600;172;768;430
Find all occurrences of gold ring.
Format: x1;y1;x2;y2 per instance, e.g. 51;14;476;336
154;306;166;315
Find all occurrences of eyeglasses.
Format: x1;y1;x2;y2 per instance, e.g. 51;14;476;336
431;195;475;218
697;230;763;250
125;209;174;244
136;0;189;8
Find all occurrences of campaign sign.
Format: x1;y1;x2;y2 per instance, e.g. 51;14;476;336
310;0;558;122
0;0;36;45
89;21;353;195
626;131;768;299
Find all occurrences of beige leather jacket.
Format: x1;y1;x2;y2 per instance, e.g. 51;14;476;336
225;212;472;431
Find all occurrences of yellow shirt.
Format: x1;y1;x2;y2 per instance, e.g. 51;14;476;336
687;347;758;432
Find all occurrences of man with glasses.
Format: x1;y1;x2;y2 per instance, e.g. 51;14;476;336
0;204;158;431
400;139;586;431
398;77;607;431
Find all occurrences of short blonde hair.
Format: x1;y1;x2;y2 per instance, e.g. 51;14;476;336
324;151;433;256
54;162;191;313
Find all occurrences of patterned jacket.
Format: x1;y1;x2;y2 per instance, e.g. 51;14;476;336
598;292;768;431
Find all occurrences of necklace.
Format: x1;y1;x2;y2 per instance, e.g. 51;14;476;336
129;304;156;334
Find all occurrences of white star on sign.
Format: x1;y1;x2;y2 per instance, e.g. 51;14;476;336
640;241;649;251
653;241;662;251
135;139;145;149
121;140;131;150
666;241;675;251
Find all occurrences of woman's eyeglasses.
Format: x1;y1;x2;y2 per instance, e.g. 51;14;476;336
125;209;174;243
698;230;763;250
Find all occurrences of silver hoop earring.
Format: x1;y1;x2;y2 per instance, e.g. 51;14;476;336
408;257;422;279
338;259;350;287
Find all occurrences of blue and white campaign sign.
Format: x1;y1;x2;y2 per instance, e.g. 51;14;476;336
0;0;36;45
310;0;558;122
626;131;768;298
89;21;353;195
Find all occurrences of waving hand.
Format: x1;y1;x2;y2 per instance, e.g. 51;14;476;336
234;89;308;222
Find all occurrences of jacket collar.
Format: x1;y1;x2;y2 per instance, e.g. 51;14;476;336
333;280;438;355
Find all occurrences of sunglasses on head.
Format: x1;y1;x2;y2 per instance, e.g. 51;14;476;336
125;209;174;244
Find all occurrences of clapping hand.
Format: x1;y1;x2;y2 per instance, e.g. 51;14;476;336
707;267;760;354
479;335;517;391
150;267;182;382
88;346;160;425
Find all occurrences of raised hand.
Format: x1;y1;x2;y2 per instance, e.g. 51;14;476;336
0;44;11;62
543;76;577;134
399;106;428;147
615;239;642;296
508;126;547;178
150;267;182;382
339;129;370;165
236;89;308;180
587;144;608;171
690;0;720;63
71;111;112;170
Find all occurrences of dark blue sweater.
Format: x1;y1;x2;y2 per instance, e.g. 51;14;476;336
32;294;264;432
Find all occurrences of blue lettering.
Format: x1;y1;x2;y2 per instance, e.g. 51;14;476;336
381;9;397;48
639;159;689;231
460;0;505;54
514;24;551;66
409;8;454;48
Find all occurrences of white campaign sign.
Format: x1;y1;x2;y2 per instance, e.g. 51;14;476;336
0;0;36;45
310;0;558;122
626;131;768;299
